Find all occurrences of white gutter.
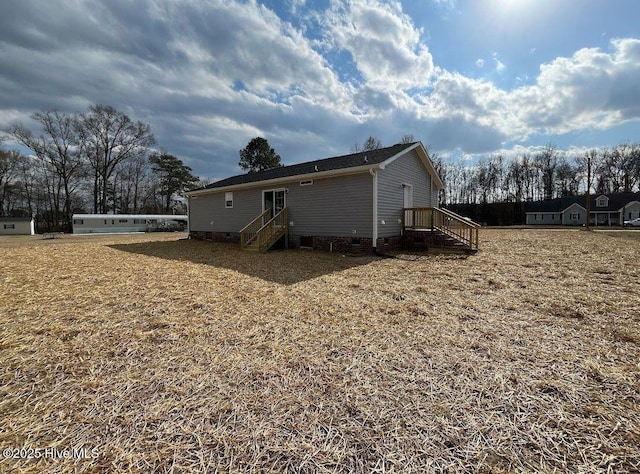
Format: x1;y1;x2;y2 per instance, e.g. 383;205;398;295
370;168;378;251
185;164;380;197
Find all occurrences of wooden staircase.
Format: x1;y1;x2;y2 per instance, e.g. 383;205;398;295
240;207;288;252
403;207;480;253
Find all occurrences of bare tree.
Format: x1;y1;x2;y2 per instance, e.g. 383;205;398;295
554;156;579;197
399;134;415;144
362;136;383;151
8;111;83;230
118;152;152;213
77;105;155;213
351;136;383;153
534;144;559;200
0;148;21;215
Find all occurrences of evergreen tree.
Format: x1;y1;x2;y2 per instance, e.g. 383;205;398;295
150;153;198;211
238;137;282;172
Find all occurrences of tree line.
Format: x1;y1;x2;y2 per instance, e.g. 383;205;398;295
0;105;198;231
432;143;640;206
350;136;640;204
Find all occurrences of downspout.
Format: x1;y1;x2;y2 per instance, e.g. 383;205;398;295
370;168;378;254
186;196;191;237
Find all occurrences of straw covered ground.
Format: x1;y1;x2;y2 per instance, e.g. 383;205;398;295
1;230;639;473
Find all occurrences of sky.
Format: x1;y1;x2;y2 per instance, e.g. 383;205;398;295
1;0;639;180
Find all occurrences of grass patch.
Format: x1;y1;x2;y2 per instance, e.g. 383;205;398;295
1;230;639;472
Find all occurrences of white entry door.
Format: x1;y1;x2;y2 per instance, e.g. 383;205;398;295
263;189;286;220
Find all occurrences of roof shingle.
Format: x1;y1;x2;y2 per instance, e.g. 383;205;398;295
195;142;417;191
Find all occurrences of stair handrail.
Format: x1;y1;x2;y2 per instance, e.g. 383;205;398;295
240;208;271;247
255;207;288;251
438;207;481;228
432;207;479;250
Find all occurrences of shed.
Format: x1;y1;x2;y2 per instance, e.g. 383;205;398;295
0;217;35;235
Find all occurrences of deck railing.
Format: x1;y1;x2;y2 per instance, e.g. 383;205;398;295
403;207;480;251
241;207;288;251
240;208;271;247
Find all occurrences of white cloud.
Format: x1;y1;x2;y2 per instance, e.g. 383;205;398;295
492;53;506;73
321;0;435;91
416;38;640;145
514;38;640;132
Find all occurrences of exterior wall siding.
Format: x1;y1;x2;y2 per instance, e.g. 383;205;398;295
287;173;372;237
525;213;562;225
377;149;434;238
189;172;373;238
622;202;640;220
0;220;34;235
189;187;263;233
562;204;586;225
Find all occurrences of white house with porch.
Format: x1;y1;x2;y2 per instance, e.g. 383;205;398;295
525;192;640;226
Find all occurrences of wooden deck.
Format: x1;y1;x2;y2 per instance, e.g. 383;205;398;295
403;207;480;252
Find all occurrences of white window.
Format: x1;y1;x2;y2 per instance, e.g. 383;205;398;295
596;196;609;208
570;212;580;220
3;224;15;229
225;192;233;208
73;219;84;225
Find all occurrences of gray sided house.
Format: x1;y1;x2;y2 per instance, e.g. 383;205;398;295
186;142;449;253
525;192;640;226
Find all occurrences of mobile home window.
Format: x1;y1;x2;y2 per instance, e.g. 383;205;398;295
300;180;313;186
119;219;128;223
3;224;15;229
225;192;233;208
134;219;146;224
73;219;84;225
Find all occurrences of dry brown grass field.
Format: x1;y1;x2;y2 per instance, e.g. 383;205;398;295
1;230;639;473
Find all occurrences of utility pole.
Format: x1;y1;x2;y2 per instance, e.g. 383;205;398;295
585;155;591;231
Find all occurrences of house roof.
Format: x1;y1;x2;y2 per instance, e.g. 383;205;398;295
0;216;32;222
188;142;442;194
72;214;188;220
525;192;640;213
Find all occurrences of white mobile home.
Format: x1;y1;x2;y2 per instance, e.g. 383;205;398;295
0;217;35;235
72;214;188;234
